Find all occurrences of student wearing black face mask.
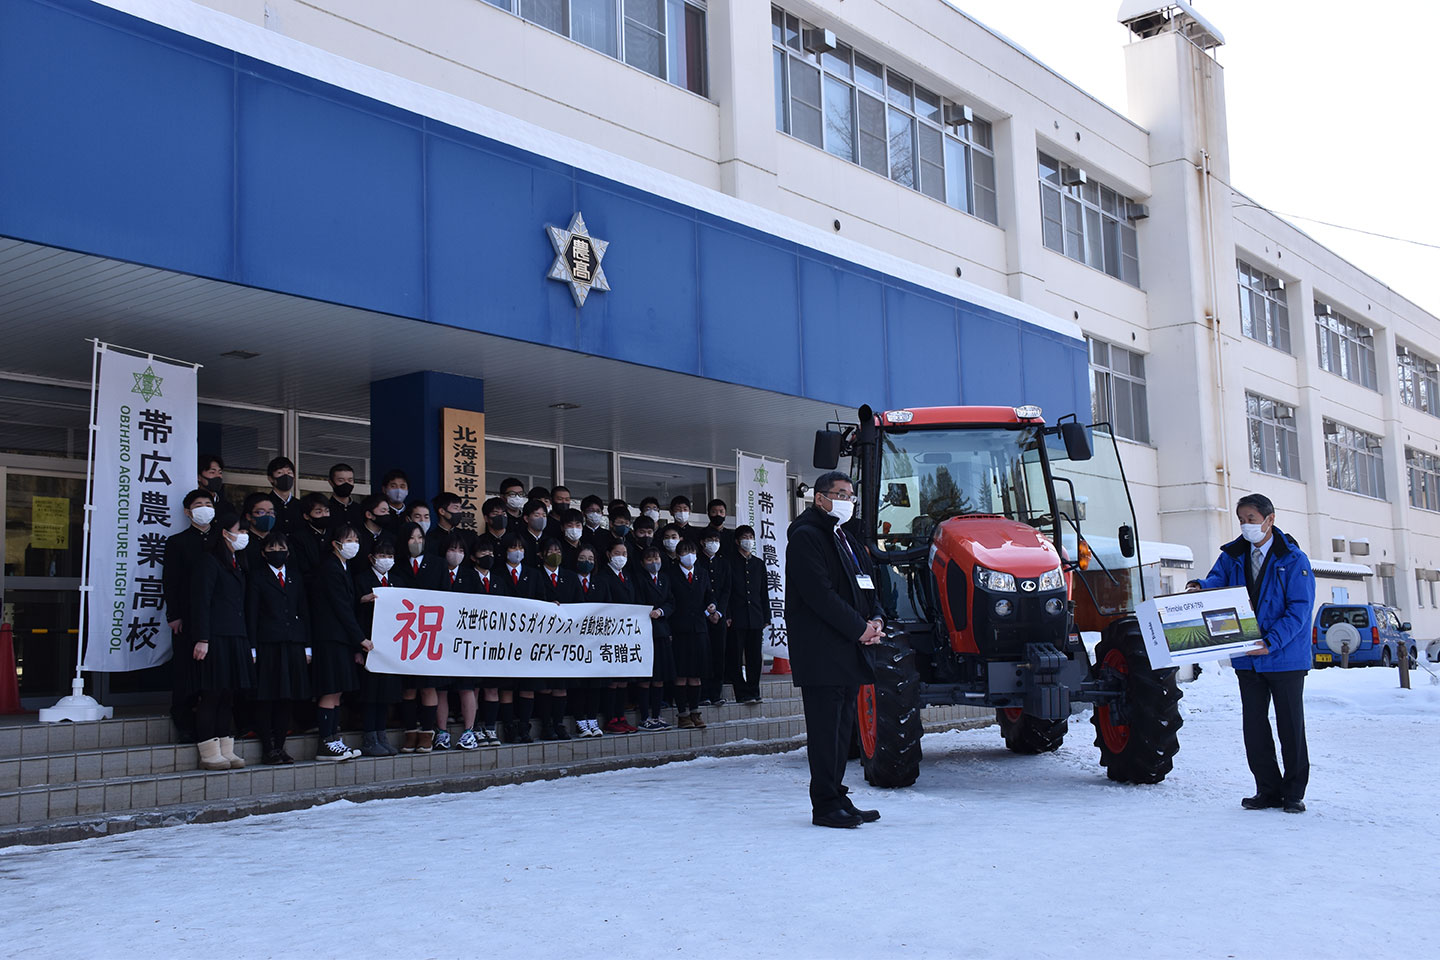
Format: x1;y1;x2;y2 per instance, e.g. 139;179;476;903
246;532;312;766
534;537;578;741
241;493;279;570
265;456;300;534
469;541;504;746
477;496;508;555
198;453;230;511
632;546;676;730
425;491;474;559
326;462;367;528
706;498;735;555
290;493;332;597
570;544;612;738
357;492;393;565
391;521;441;754
626;515;656;582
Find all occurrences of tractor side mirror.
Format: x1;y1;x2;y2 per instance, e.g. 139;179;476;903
1059;422;1092;462
813;430;843;470
1118;524;1136;558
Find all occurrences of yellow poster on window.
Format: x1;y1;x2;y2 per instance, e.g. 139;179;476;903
32;496;70;550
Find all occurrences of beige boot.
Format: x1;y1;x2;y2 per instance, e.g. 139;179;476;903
197;737;230;771
219;736;245;769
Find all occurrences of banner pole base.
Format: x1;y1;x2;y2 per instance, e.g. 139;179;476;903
37;677;114;723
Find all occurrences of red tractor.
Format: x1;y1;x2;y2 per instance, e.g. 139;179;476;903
812;404;1182;787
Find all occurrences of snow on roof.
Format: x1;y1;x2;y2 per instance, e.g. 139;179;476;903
1117;1;1227;46
95;0;1082;343
1311;560;1373;579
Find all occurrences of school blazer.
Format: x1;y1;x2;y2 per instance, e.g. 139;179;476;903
311;555;367;650
423;563;483;594
670;565;715;635
535;565;582;604
162;525;212;630
632;570;677;640
575;573;611;603
729;553;772;630
246;563;311;648
496;563;542;601
598;567;634;605
392;554;435;590
191;550;248;643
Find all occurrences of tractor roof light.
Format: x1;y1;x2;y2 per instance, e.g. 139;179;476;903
885;409;914;423
1077;539;1093;571
1014;405;1043;420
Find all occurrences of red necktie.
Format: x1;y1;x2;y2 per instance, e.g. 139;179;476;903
687;572;693;584
481;577;489;592
551;572;558;588
619;573;626;583
380;576;388;587
278;571;285;588
512;569;519;586
582;579;589;593
413;559;420;576
450;571;456;586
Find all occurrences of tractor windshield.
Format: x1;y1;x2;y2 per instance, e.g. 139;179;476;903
875;426;1043;547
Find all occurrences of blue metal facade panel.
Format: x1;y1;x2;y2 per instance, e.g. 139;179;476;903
0;0;1090;422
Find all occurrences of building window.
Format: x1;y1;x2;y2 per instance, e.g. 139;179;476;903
771;6;998;224
487;0;707;96
1417;572;1426;608
1039;152;1140;286
1088;337;1150;443
1323;419;1385;499
1245;392;1300;480
1379;575;1398;608
1398;344;1440;416
1236;260;1290;352
1406;447;1440;511
1314;302;1377;390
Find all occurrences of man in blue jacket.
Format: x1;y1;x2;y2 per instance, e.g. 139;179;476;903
1188;493;1315;813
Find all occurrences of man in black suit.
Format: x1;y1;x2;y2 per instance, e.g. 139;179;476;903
786;471;884;829
162;488;219;741
325;462;367;528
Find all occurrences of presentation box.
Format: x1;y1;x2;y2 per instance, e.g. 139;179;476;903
1136;586;1266;667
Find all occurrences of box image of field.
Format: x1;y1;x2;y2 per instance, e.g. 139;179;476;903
1161;615;1262;652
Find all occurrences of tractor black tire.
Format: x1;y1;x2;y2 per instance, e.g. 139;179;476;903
857;636;923;788
997;709;1068;754
1091;617;1184;785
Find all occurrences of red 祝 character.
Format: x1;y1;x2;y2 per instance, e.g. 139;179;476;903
394;599;445;661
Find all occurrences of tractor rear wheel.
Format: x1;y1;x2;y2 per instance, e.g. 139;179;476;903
1091;617;1183;785
997;708;1068;754
857;636;923;788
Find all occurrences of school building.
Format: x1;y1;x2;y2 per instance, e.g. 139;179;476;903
3;0;1438;711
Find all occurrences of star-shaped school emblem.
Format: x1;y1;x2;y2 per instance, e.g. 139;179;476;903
132;365;164;402
547;212;610;307
754;466;770;485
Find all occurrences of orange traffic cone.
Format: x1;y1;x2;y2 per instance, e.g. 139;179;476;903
769;656;791;676
0;623;22;714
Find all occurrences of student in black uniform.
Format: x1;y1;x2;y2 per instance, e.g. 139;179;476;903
246;532;312;765
188;512;256;771
163;488;219;742
671;539;719;728
197;453;229;511
570;544;610;738
241;493;279;568
534;538;577;741
558;508;587;569
380;468;411;516
264;456;301;533
469;538;504;745
544;485;572;541
632;546;677;730
625;515;657;581
729;525;771;704
580;495;607;547
310;523;370;761
357;493;393;564
404;502;432;538
518;498;549;566
289;493;332;597
354;537;401;757
499;477;527;531
425;492;473;559
392;521;440;754
597;539;639;734
528;486;552;511
669;496;696;540
657;523;683;571
424;532;484;750
590;502;625;558
706;498;735;555
326;462;367;529
638;497;662;527
477;497;508;554
698;526;733;706
496;532;540;742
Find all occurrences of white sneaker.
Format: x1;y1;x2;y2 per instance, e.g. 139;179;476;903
317;738;354;762
481;727;500;745
588;720;604;737
577;719;593;737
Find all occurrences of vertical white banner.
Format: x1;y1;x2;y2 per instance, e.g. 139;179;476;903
737;453;789;659
84;349;197;672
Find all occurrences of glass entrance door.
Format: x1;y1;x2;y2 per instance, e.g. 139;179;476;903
3;470;84;704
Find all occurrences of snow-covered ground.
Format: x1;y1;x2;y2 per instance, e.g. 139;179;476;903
3;664;1437;959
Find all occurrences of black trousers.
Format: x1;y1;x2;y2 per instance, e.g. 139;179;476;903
733;628;764;700
1237;668;1309;801
800;683;858;815
701;620;733;700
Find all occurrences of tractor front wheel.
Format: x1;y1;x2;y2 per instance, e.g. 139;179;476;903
1091;618;1183;784
997;708;1068;754
857;636;923;788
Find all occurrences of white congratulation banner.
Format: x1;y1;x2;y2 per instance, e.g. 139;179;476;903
737;453;789;658
369;587;654;677
84;349;197;671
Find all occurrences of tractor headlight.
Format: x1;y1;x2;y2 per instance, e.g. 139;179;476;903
974;565;1016;592
1045;598;1065;616
994;599;1014;617
1038;567;1065;592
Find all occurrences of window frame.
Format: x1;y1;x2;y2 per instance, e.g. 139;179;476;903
1087;336;1151;444
1038;151;1141;287
1397;343;1440;417
1244;391;1301;481
1314;302;1378;390
1405;446;1440;512
1323;418;1386;499
1236;259;1292;353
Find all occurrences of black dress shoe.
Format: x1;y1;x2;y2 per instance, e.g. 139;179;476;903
1282;799;1306;814
844;802;881;823
812;809;864;829
1241;794;1282;810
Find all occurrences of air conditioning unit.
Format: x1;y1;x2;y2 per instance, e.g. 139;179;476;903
1262;276;1284;293
1315;303;1333;318
1330;538;1347;553
943;103;974;127
802;27;837;54
1376;562;1396;578
1061;167;1088;187
1126;202;1150;221
1275;404;1295;420
1349;539;1371;557
1424;569;1440;583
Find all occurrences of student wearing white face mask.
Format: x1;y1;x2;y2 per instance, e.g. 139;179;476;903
728;525;772;704
392;521;440;754
559;508;587;570
163;488;219;742
422;532;485;751
498;476;528;531
597;541;639;734
353;538;402;757
669;495;694;535
309;524;371;761
699;529;732;706
188;513;257;771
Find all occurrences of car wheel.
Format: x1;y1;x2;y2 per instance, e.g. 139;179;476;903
1381;647;1393;668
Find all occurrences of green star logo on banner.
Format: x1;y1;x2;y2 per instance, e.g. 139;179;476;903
753;466;769;485
132;365;164;402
